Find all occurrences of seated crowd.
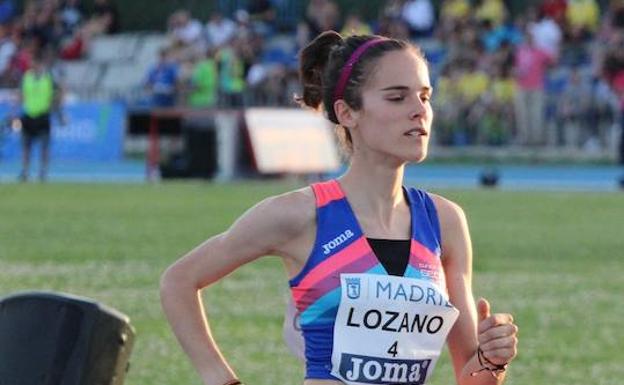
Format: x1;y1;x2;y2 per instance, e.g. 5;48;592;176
1;0;623;151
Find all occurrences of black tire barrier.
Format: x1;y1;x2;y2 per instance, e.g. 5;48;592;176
0;291;135;385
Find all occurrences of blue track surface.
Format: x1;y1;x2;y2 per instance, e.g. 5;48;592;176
402;164;624;191
0;160;146;183
0;159;622;191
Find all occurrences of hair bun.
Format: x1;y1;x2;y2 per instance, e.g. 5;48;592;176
298;31;344;111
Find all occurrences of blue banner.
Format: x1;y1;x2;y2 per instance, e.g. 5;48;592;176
0;102;125;161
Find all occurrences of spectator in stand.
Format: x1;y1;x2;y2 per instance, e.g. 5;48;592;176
232;9;254;40
168;9;203;51
554;67;593;147
540;0;567;26
612;1;624;31
217;38;246;107
480;16;522;53
456;58;491;144
234;28;261;75
58;7;111;61
25;2;58;49
441;0;470;23
401;0;436;38
474;0;507;27
491;39;515;78
7;36;38;86
433;64;462;145
602;31;624;164
187;48;218;108
375;4;410;40
247;0;276;37
588;75;618;148
295;19;312;50
449;23;482;67
443;24;467;65
305;0;340;37
144;47;179;108
387;18;411;41
91;0;120;34
438;0;470;39
473;64;513;146
565;0;600;40
614;72;624;164
529;9;562;60
599;1;624;42
0;23;16;84
513;31;555;146
488;62;516;143
340;12;371;36
0;0;15;24
382;0;403;20
19;1;38;37
246;60;290;106
205;11;236;49
58;0;84;39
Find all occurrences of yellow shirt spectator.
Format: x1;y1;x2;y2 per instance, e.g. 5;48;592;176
457;70;490;103
566;0;600;32
491;77;515;103
474;0;506;26
435;75;457;107
441;0;470;22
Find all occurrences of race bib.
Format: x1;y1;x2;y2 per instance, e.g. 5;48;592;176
330;274;459;385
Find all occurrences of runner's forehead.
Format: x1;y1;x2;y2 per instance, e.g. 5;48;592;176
366;50;431;91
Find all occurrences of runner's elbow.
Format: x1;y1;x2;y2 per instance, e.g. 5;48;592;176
160;262;196;300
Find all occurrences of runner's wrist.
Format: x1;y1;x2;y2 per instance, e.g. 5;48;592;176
469;346;508;379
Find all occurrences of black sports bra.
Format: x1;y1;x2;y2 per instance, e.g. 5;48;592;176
366;238;410;276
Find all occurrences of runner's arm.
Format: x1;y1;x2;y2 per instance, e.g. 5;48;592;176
434;195;511;385
160;190;313;385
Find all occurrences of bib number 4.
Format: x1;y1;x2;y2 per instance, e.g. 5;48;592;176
387;341;399;357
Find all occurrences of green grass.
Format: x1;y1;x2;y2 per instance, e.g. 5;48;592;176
0;182;622;385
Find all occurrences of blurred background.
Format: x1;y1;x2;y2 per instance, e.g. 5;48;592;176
1;2;623;385
0;0;622;186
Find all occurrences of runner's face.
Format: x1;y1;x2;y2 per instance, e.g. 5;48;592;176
352;49;433;164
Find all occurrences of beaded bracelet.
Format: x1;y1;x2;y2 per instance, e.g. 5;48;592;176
470;346;509;378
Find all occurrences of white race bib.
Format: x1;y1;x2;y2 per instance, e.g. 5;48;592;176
330;274;459;385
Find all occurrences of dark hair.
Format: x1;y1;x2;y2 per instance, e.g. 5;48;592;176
297;31;425;153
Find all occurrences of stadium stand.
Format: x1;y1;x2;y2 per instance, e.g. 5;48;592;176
0;0;621;162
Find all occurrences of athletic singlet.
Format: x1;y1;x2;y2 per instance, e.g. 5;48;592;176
288;180;458;383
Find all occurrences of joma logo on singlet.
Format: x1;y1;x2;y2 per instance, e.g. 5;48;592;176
340;353;428;384
322;229;355;255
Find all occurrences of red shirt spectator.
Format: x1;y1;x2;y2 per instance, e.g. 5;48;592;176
540;0;567;24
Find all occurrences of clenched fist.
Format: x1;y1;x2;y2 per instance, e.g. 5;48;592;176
477;298;518;367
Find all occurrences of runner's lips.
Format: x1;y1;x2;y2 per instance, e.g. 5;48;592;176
404;127;428;136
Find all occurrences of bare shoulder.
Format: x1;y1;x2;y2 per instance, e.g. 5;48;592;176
254;186;316;236
220;185;317;259
160;187;317;286
427;193;471;262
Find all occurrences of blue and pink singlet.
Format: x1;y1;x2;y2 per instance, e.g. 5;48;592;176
288;180;458;384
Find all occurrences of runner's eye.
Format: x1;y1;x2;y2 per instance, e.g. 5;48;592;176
387;96;405;102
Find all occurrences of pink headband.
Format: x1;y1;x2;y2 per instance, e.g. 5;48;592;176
333;38;387;103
